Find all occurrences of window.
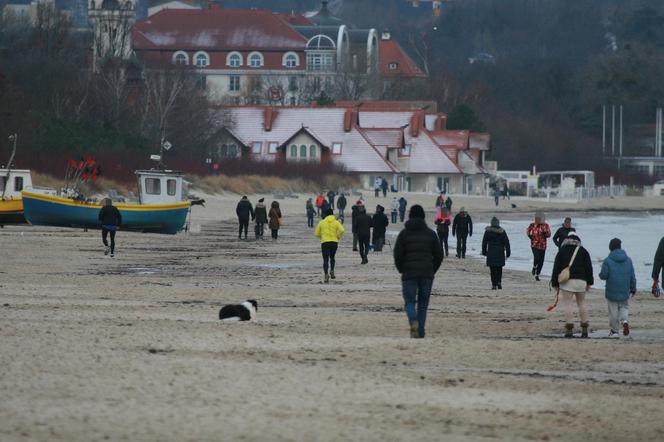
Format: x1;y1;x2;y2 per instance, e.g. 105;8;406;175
173;51;188;65
309;145;317;158
306;52;334;71
227;52;242;67
167;179;177;196
14;176;23;191
290;145;297;157
268;142;279;154
145;178;161;195
300;145;307;158
284;52;298;68
388;62;399;70
229;75;240;92
331;142;342;155
249;52;263;68
194;52;209;67
288;76;298;91
252;142;262;154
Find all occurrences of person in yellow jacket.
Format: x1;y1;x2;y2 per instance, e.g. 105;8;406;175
315;208;345;283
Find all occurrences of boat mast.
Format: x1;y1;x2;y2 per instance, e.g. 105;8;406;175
1;133;17;199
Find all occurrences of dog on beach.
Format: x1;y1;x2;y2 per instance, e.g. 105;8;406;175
219;300;258;321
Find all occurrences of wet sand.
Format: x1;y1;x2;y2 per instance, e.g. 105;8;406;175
1;193;664;441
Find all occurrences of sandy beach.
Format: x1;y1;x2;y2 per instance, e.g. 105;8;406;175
1;192;664;442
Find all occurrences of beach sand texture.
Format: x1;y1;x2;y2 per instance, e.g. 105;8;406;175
1;193;664;441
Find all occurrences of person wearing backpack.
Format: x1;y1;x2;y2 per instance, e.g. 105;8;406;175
551;232;594;338
599;238;637;337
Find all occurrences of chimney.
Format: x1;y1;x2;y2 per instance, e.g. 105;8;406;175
435;114;447;131
264;107;276;132
409;113;420;137
343;109;357;132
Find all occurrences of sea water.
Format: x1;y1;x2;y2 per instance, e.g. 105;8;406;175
467;214;663;290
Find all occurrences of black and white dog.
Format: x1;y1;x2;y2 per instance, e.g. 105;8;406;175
219;300;258;321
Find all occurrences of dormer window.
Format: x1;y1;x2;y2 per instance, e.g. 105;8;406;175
283;52;299;68
249;52;264;68
388;62;399;70
173;51;188;65
227;52;242;67
194;51;209;67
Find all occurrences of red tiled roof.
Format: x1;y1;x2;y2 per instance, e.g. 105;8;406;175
378;39;427;78
133;7;307;51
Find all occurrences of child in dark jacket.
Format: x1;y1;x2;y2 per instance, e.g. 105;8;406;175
599;238;637;337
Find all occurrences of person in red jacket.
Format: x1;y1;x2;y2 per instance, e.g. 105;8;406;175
314;192;326;217
526;211;551;281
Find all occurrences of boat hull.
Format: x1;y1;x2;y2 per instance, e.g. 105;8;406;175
21;191;190;235
0;198;26;225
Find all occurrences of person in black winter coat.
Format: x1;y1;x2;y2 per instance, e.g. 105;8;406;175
652;236;664;297
551;232;594;338
452;207;473;258
254;198;268;239
371;205;389;251
98;198;122;257
236;196;254;239
350;201;363;251
327;190;336;208
336;193;347;219
393;205;443;338
353;206;372;263
481;217;510;289
553;217;576;248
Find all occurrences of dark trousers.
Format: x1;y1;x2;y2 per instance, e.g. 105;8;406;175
532;247;546;275
375;188;380;197
382;188;387;197
102;228;116;253
338;208;345;218
438;232;449;256
271;229;278;239
402;278;433;338
352;233;358;250
255;223;264;239
321;241;338;274
358;234;370;260
307;214;314;227
238;219;249;238
372;232;385;251
317;207;322;217
399;209;405;222
391;210;398;223
456;234;468;257
490;266;503;287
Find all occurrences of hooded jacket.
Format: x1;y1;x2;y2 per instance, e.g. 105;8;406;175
315;215;345;243
398;197;407;211
99;205;122;226
599;249;637;301
481;226;511;267
393;218;443;280
353;210;373;236
268;203;281;230
337;194;347;210
551;237;594;288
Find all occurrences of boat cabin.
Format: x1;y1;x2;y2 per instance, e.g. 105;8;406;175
135;170;187;205
0;169;32;199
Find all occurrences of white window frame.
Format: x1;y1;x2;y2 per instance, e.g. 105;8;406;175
251;142;262;154
331;142;343;155
400;144;411;157
172;51;189;66
226;51;243;67
229;75;240;92
283;52;299;68
268;142;279;154
388;62;398;70
194;51;210;67
145;178;161;195
248;51;264;68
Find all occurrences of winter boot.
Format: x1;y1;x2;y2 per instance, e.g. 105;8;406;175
564;323;574;338
330;271;335;280
580;322;589;339
409;320;419;339
324;273;330;284
104;246;110;256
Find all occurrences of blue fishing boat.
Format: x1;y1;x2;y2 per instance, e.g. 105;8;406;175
22;170;200;234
